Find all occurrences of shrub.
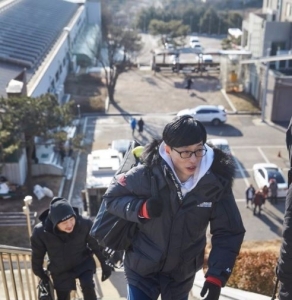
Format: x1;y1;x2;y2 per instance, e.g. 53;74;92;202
227;251;278;296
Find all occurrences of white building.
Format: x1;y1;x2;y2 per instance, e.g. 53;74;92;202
0;0;101;184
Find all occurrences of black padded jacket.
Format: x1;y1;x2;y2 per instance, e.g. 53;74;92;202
103;148;245;297
31;208;106;289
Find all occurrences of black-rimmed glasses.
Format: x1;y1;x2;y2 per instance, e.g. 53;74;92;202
172;146;207;159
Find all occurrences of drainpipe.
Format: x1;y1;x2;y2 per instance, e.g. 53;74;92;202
261;48;271;122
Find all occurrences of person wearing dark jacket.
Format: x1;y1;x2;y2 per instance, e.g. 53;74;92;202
277;116;292;300
103;115;245;300
31;197;112;300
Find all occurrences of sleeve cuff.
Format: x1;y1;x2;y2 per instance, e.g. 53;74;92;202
139;202;150;219
206;276;222;287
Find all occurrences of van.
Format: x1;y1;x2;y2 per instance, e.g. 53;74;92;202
196;54;213;63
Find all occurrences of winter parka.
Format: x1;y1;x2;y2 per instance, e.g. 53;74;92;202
31;208;106;290
103;147;245;298
277;184;292;299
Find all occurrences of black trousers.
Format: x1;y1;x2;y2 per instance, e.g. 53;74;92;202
56;270;97;300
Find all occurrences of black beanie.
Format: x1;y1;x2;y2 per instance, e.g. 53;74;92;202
49;197;76;229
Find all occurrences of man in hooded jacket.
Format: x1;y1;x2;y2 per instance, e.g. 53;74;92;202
103;115;245;300
277;116;292;300
31;197;112;300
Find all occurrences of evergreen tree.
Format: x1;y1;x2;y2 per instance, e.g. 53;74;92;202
0;94;76;190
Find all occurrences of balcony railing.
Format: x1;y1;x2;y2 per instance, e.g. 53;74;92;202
0;244;38;300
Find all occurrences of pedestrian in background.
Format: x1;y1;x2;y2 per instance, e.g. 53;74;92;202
245;184;255;208
269;179;278;204
31;197;112;300
262;185;269;206
130;117;137;135
186;77;193;93
103;115;245;300
138;117;144;133
253;189;265;216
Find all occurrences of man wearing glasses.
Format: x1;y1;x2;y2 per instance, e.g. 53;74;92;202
103;115;245;300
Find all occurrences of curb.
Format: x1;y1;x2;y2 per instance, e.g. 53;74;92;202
192;270;271;300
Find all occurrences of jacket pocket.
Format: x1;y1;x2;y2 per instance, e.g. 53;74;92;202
171;251;204;282
125;250;161;276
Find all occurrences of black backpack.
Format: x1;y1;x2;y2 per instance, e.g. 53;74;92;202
89;140;157;258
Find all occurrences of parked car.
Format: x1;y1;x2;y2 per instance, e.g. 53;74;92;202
252;163;288;198
177;105;227;126
197;54;213;64
207;138;231;155
189;36;200;47
191;43;203;53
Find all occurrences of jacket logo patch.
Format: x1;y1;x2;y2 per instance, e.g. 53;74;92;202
197;202;212;208
116;174;126;186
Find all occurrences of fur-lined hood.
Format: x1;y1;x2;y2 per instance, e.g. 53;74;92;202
210;147;236;188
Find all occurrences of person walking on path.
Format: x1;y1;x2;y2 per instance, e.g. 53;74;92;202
103;115;245;300
253;189;265;216
245;184;255;208
276;116;292;300
31;197;112;300
138;117;144;133
262;185;269;206
269;178;278;204
130;117;137;135
186;77;193;93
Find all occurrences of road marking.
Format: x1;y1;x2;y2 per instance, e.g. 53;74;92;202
257;147;270;163
232;151;250;187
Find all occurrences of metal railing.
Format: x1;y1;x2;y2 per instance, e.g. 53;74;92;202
0;244;38;300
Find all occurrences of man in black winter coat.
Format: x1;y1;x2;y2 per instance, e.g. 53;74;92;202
277;116;292;300
103;115;245;300
31;197;112;300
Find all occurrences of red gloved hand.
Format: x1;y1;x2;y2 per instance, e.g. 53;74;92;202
139;197;163;219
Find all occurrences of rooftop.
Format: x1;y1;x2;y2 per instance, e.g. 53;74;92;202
0;0;79;97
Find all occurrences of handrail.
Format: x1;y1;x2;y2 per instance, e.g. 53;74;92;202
0;244;38;300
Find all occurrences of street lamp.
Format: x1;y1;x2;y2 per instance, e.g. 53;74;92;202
23;195;33;239
77;104;81;119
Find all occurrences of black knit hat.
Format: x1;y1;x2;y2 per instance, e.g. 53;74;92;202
163;115;207;147
49;197;76;229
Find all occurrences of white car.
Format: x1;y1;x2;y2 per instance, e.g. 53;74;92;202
190;36;200;47
207;138;231;154
86;149;123;188
177;105;227;126
191;43;203;53
197;54;213;64
252;163;288;198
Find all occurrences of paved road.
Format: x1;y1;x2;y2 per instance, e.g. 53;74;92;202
71;69;288;243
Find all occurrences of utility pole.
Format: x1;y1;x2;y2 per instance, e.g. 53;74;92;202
218;17;221;35
261;48;271;122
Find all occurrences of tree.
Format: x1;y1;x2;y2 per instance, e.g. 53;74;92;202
0;94;76;190
98;3;142;103
148;19;189;47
